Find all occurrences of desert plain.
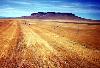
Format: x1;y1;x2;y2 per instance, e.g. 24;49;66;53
0;19;100;68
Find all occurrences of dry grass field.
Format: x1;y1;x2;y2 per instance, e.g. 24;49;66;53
0;19;100;68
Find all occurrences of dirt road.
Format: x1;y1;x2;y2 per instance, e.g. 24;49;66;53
0;19;100;68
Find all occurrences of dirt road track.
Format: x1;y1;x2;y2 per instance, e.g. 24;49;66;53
0;19;100;68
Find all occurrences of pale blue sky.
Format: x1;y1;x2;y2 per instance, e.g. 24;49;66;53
0;0;100;20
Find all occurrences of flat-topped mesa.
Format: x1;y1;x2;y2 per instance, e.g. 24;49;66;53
31;12;75;16
21;12;87;20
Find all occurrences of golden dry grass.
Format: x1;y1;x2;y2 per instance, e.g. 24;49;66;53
0;19;100;68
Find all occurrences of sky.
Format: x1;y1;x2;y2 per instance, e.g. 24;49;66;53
0;0;100;20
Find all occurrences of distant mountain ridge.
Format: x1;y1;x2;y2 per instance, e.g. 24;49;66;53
19;12;91;21
1;12;99;22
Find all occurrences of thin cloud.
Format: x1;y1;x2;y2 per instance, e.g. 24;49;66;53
0;7;32;17
9;0;32;5
0;7;15;12
50;1;62;3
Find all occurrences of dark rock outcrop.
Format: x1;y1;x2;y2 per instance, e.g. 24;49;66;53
21;12;87;20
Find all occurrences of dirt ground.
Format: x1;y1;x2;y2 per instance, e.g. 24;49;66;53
0;19;100;68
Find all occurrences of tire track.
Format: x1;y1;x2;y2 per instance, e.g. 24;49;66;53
27;23;100;68
0;21;17;58
0;20;20;68
20;23;59;68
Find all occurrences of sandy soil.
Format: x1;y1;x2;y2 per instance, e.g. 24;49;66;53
0;19;100;68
